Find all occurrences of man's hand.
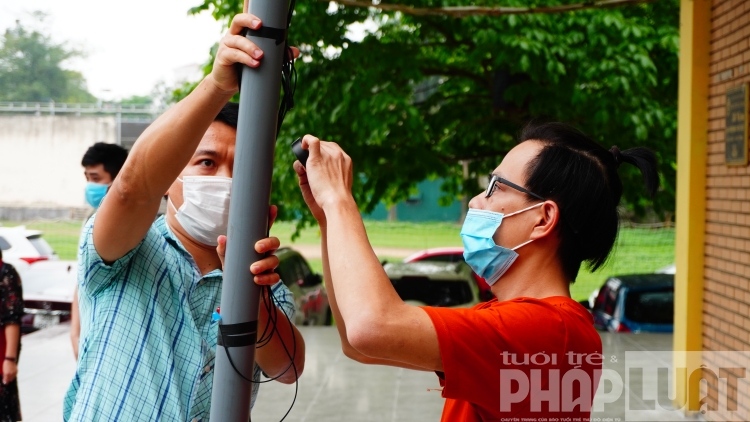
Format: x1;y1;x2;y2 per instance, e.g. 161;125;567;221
210;14;301;94
297;135;354;214
2;360;17;385
216;205;281;285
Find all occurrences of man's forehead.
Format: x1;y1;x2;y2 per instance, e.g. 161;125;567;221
497;142;541;174
84;164;104;173
197;124;236;151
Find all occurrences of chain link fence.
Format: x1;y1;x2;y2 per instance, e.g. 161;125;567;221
1;217;674;301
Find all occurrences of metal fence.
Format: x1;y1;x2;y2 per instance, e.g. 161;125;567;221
1;217;675;301
0;101;164;118
0;102;162;149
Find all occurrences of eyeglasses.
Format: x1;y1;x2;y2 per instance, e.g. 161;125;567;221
485;174;545;200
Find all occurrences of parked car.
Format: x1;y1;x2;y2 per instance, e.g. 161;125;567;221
19;246;330;334
21;260;77;334
383;261;479;308
588;274;674;333
655;264;676;274
403;247;494;302
0;225;59;274
274;247;331;326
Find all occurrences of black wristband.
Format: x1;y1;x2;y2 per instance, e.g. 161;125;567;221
4;357;16;363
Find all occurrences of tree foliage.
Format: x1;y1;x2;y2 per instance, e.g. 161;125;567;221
0;14;96;103
185;0;679;226
119;95;153;105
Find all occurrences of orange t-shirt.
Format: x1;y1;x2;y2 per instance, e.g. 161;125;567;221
422;296;602;421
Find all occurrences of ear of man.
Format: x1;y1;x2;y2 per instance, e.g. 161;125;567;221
530;201;561;242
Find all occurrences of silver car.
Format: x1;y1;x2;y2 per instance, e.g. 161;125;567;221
274;247;332;326
383;261;480;308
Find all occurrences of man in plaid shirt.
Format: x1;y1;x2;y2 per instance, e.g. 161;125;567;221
64;13;305;421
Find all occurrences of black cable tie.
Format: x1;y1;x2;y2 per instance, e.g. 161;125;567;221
246;26;287;46
217;320;258;348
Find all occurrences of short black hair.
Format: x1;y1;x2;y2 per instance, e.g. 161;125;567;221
214;102;239;129
81;143;129;179
519;122;659;282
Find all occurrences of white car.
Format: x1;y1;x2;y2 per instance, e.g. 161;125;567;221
0;225;59;272
20;260;78;333
655;264;676;274
0;225;66;332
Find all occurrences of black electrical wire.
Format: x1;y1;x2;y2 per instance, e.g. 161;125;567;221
276;0;297;137
219;284;299;421
219;286;298;384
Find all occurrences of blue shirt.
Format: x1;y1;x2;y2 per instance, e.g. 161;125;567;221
64;215;295;421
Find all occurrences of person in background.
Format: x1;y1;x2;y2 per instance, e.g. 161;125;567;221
70;142;128;359
81;142;129;209
0;248;23;422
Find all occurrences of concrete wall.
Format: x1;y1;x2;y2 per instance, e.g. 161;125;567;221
0;115;116;208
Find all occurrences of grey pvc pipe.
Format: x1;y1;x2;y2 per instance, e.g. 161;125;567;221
209;0;289;420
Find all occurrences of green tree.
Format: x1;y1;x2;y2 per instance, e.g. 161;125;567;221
119;95;153;105
186;0;678;226
0;14;96;103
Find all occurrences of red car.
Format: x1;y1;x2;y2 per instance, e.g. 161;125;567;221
403;247;494;302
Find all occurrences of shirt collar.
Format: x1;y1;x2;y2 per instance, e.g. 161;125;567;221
157;216;223;280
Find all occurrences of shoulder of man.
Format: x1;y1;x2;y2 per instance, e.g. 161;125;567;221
78;215;172;297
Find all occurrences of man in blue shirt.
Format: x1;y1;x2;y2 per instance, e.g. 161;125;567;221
71;142;129;359
64;13;305;421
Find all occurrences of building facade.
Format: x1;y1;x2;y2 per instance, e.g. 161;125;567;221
676;0;750;418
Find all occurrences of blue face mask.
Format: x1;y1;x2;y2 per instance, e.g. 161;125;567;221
85;182;109;208
460;203;544;286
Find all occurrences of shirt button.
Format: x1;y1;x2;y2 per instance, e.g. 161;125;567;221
204;365;211;373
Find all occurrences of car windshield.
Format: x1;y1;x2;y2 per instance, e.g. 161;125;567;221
391;276;473;307
0;236;10;251
27;235;55;257
624;289;674;325
418;254;465;264
594;284;619;316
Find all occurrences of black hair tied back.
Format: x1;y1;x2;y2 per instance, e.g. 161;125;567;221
610;145;659;198
609;146;623;167
520;122;660;281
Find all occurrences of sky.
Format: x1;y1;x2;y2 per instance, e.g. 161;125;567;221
0;0;227;101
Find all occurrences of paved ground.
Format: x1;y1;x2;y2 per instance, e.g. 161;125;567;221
592;333;704;421
18;323;77;421
17;324;444;422
19;325;705;421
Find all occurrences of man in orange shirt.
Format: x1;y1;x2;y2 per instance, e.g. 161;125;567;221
293;122;659;420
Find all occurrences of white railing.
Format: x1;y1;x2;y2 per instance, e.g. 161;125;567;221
0;101;166;117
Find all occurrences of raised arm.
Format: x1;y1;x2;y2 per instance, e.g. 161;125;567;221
321;224;431;370
294;147;442;371
93;14;268;262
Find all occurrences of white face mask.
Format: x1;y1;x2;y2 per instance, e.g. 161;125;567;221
168;176;232;246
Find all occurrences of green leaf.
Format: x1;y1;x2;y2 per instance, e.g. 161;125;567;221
178;0;680;221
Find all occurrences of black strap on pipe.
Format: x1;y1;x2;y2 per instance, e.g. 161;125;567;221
217;320;258;348
246;26;288;46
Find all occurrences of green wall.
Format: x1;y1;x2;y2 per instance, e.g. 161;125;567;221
364;179;462;222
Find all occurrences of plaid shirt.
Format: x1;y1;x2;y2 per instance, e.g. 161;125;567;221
64;215;295;422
